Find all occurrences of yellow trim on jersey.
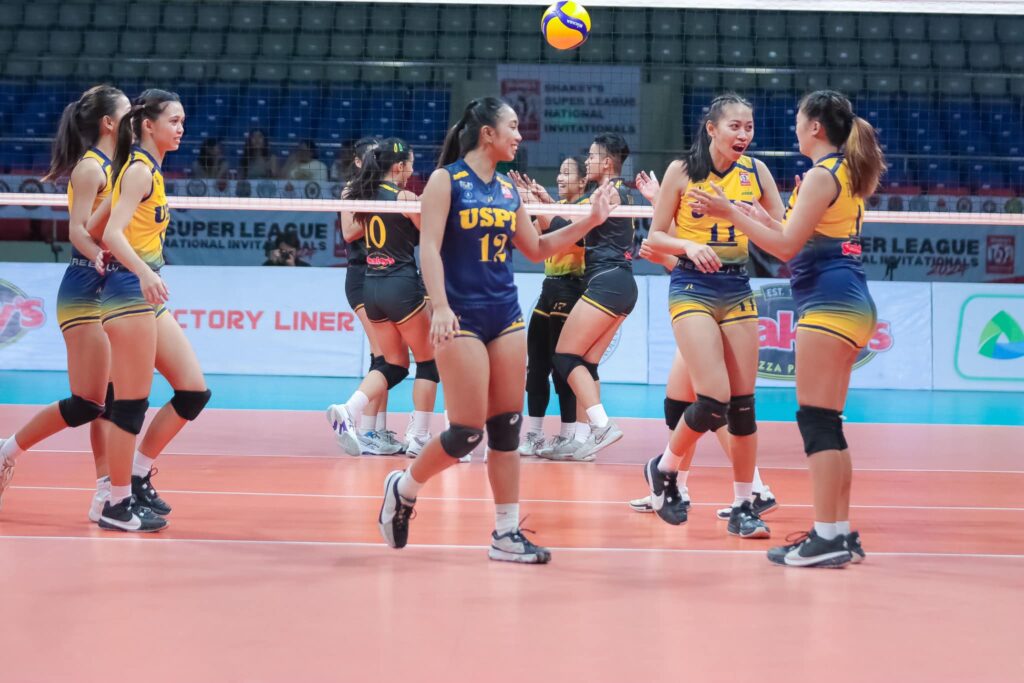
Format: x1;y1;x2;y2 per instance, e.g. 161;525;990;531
67;147;113;213
451;171;469;180
497;320;525;336
380;182;398;193
785;154;865;241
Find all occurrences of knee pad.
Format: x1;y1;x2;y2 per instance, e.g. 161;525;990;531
486;412;523;451
664;398;691;431
439;423;484;459
682;394;729;434
727;394;757;437
369;354;387;372
110;398;149;435
583;361;599;381
552;352;585;381
100;382;115;421
414;360;439;383
796;406;845;456
58;394;105;427
377;362;409;389
171;389;212;421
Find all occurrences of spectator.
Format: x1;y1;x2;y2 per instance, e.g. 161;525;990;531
192;138;229;180
240;128;279;179
283;139;329;182
262;231;311;267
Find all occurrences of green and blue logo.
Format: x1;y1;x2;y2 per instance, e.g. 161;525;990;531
977;311;1024;360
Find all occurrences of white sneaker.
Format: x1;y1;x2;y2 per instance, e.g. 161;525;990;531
536;435;587;461
518;431;546;456
88;487;110;523
0;445;15;512
326;404;361;456
362;430;403;456
572;421;623;461
406;433;430;458
488;528;552;564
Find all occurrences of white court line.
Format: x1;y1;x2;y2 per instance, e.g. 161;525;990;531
22;449;1024;475
0;534;1021;561
10;484;1024;513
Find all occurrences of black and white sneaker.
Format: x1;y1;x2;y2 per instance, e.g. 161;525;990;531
846;531;866;564
132;468;171;516
489;528;552;564
717;486;779;520
378;470;415;549
726;500;771;539
767;530;852;568
643;455;689;525
97;496;167;533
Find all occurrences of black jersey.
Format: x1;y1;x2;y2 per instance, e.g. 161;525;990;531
365;182;419;276
347;234;366;266
583;177;634;272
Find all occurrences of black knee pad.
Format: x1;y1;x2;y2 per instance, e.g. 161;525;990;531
486;412;523;451
796;405;845;456
682;394;729;434
58;394;105;427
100;382;115;421
377;362;409;389
664;398;691;431
552;352;585;381
583;361;599;381
727;394;757;437
369;354;387;372
439;423;484;459
171;389;212;421
110;398;149;435
414;360;439;383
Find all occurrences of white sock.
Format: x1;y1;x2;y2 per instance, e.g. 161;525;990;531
495;503;519;535
658;445;684;473
752;468;765;493
1;434;24;462
733;481;754;507
376;412;387;431
110;484;132;505
585;404;609;429
412;411;432;438
574;422;591;443
527;416;544;434
836;521;851;535
814;521;839;540
360;414;377;432
677;469;689;487
560;422;575;438
344;391;370;423
97;476;111;492
396;469;423;501
132;451;157;478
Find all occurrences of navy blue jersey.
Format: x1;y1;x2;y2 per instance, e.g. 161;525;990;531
584;177;634;272
365;182;419;276
440;159;521;306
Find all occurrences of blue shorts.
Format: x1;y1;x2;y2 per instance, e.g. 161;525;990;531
792;267;877;349
100;266;167;325
454;299;524;344
56;259;104;333
668;261;757;327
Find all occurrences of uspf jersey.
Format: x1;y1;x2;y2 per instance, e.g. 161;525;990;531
365;182;419;276
111;146;170;270
544;197;588;278
583;178;634;271
785;153;876;348
441;159;521;305
674;155;762;265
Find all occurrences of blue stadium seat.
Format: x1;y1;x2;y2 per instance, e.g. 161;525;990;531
322;88;360;144
901;100;947;154
919;159;961;192
0;81;32;135
13;89;64;138
883;161;917;190
404;89;450;146
778;155;811;189
275;86;323;142
986;101;1024;157
225;86;279;139
362;89;406;139
963;160;1006;193
950;125;992;156
760;96;798;151
857;97;899;154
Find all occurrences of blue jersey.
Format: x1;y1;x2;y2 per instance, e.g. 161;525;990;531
441;159;521;306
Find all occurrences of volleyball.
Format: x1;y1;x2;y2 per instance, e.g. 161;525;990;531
542;2;591;50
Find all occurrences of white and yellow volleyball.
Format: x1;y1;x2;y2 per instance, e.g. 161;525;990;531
542;2;591;51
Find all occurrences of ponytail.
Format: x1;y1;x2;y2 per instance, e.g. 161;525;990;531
680;92;751;183
437;96;508;168
43;85;125;181
799;90;885;198
351;137;411;224
113;89;180;180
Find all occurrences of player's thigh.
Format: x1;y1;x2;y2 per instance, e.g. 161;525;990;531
63;322;110;403
795;329;858;410
486;329;527;417
672;314;730;400
436;337;490;427
666;350;696;402
721;319;760;397
555;301;614;356
155;312;206;390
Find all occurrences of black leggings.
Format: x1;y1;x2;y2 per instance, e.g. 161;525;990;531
525;309;576;423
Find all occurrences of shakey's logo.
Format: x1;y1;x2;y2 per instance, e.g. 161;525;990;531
0;280;46;347
977;311;1024;360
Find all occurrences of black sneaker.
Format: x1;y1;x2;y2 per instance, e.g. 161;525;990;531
643;455;689;525
767;530;852;568
489;528;552;564
727;500;771;539
378;470;416;549
98;496;167;533
846;531;866;564
717;486;779;520
132;468;171;516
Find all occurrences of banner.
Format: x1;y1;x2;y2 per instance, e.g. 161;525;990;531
933;282;1024;391
496;64;641;168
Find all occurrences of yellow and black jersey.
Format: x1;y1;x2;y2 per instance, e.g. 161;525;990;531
67;147;113;262
111;146;169;270
674;155;763;265
784;152;864;242
544;197;588;278
583;177;634;271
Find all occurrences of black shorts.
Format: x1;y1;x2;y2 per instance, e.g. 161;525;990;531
534;276;584;319
345;264;366;311
454;299;524;344
580;265;637;317
364;274;427;324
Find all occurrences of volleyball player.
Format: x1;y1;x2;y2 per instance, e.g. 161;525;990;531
543;133;636;462
509;158;588;457
642;93;784;537
0;86;129;517
95;89;210;531
377;97;613;562
328;138;438;457
689;90;884;566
